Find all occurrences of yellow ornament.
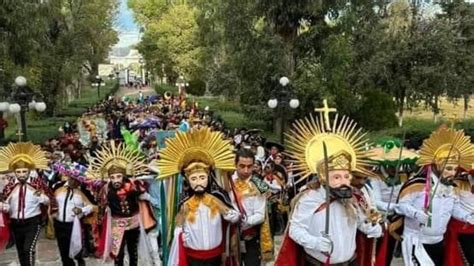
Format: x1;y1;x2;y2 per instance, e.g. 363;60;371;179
417;126;474;170
156;127;235;178
87;140;148;179
0;142;48;171
286;106;373;181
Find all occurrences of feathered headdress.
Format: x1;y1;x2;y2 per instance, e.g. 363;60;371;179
418;126;474;170
285;107;373;182
87;140;148;179
0;142;48;171
156;127;235;178
53;162;88;182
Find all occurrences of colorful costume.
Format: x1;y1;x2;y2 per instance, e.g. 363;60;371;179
444;172;474;265
367;139;419;265
391;126;474;266
51;162;95;266
0;142;53;266
88;140;156;266
157;127;240;266
275;109;383;266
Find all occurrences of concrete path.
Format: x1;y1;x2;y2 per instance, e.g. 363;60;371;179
115;85;156;98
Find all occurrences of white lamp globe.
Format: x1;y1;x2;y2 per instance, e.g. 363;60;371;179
0;102;10;112
15;76;27;87
289;99;300;109
279;76;290;87
35;102;47;112
204;106;209;111
28;101;36;110
8;103;21;113
267;99;278;109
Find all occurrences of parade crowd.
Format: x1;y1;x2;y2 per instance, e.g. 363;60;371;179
0;90;472;266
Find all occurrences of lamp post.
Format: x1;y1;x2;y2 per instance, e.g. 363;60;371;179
0;76;47;141
92;75;105;99
267;76;300;144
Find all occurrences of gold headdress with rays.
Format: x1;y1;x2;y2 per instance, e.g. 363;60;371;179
87;140;148;179
418;126;474;170
157;127;235;178
0;142;48;171
285;101;373;181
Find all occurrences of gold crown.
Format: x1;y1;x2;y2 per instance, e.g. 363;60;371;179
87;140;148;179
0;142;48;171
156;127;235;179
317;151;352;178
184;162;210;177
418;126;474;170
285;111;373;182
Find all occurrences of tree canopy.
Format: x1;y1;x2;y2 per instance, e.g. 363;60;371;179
130;0;474;129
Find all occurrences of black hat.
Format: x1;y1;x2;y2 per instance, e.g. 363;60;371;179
265;141;284;152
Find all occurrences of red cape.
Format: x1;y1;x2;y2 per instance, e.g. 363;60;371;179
0;213;10;251
276;229;390;266
355;230;389;266
274;230;305;266
444;218;474;266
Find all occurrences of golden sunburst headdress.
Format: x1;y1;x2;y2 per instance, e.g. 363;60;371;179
87;140;148;179
0;142;49;171
285;100;373;182
418;126;474;170
157;127;235;178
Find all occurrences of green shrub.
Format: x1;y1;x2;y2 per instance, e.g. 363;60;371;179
187;79;206;96
154;84;178;96
354;90;397;131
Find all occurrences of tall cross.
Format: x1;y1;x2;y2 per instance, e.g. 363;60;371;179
315;99;337;131
16;129;24;142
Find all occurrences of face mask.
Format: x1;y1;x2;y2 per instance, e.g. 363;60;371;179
329;184;353;199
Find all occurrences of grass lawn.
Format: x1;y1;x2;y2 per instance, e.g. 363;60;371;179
3;81;118;144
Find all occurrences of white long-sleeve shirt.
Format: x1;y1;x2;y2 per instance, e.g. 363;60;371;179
395;174;471;244
289;189;382;264
7;183;49;220
370;178;401;212
231;175;267;230
54;185;94;223
183;202;239;250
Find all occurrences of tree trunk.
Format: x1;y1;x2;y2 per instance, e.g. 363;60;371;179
463;93;469;120
432;95;440;123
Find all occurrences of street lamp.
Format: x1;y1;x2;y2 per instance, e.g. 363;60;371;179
267;76;300;144
92;75;105;98
0;76;47;141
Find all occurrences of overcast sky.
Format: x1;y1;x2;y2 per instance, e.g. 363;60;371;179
115;0;140;48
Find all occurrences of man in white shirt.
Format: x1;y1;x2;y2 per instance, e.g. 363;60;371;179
285;152;382;265
52;165;94;266
393;127;474;266
232;149;273;265
0;142;51;266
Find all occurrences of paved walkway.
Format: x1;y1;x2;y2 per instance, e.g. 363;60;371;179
115;85;156;98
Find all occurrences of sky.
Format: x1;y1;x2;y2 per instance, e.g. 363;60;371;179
115;0;141;48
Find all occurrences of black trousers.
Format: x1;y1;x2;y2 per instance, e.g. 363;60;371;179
423;240;444;266
187;256;221;266
304;255;357;266
11;216;42;266
458;233;474;265
115;228;139;266
54;220;85;266
241;236;261;266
